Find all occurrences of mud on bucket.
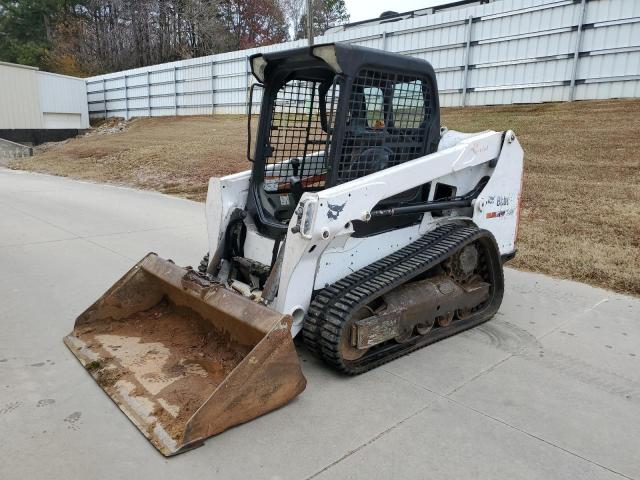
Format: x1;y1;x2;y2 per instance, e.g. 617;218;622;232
63;253;306;456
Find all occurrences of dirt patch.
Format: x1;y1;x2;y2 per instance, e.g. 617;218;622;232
74;298;250;441
95;366;126;388
9;100;640;295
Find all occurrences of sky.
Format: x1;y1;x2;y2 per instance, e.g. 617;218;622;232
345;0;444;23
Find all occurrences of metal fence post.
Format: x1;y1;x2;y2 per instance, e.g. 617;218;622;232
102;79;107;119
124;75;129;120
147;71;151;117
210;61;215;115
461;15;473;107
245;56;250;114
173;67;178;116
569;0;587;101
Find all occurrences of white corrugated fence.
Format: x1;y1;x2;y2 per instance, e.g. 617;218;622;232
85;0;640;119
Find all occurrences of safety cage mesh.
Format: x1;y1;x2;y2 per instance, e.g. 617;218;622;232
263;79;340;193
334;69;433;185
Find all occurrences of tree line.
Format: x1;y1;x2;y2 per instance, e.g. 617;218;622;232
0;0;349;76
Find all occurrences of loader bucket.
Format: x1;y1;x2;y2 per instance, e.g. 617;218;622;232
63;253;306;456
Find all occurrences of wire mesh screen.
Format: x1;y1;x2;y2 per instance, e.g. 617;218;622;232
335;69;432;185
263;79;339;193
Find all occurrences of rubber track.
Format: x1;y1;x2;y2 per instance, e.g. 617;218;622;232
302;223;504;374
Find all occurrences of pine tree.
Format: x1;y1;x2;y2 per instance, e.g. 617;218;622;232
0;0;64;67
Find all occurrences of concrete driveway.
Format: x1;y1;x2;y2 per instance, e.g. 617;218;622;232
1;168;638;480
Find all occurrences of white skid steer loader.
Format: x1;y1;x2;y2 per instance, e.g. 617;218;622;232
64;43;524;456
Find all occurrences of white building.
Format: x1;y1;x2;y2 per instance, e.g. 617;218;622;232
0;61;89;145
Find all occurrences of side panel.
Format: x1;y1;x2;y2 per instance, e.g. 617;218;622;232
314;224;422;289
472;133;524;255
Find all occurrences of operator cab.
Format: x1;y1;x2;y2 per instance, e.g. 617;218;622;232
247;43;440;238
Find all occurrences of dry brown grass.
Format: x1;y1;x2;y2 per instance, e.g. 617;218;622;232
13;115;251;200
10;99;640;296
442;100;640;296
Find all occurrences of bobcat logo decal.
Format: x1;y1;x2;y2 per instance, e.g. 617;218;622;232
327;202;346;220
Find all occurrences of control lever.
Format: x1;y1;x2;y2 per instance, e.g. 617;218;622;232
290;157;300;176
289;158;303;203
290;176;303;204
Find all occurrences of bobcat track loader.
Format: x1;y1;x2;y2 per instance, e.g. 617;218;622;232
64;43;524;456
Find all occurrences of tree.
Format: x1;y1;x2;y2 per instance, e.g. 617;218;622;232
1;0;293;75
0;0;65;67
295;0;348;39
219;0;288;50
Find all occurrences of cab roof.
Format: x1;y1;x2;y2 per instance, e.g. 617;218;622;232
249;43;436;84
